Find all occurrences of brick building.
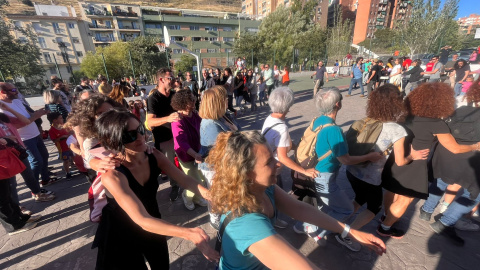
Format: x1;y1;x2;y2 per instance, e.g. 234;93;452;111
458;14;480;35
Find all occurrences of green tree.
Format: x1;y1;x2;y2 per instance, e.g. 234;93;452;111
0;0;43;82
127;36;169;79
398;0;460;57
174;55;196;73
326;6;354;65
81;41;129;80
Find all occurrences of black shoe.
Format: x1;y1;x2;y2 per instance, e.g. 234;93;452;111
430;221;465;246
169;186;180;202
419;207;432;221
376;225;405;239
161;174;168;181
66;173;72;180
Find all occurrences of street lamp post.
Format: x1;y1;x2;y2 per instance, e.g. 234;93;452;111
58;42;75;84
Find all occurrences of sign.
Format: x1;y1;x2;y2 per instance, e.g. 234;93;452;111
475;28;480;39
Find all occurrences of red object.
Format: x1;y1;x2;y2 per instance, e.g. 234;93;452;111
49;127;70;152
0;147;26;179
403;58;412;68
425;62;435;72
42;130;49;140
174;156;182;171
73;154;87;173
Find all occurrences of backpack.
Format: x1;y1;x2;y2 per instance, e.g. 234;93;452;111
290;118;334;207
446;106;480;143
345;117;383;157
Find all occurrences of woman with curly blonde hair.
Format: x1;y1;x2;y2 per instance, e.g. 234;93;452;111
208;131;386;270
379;82;480;240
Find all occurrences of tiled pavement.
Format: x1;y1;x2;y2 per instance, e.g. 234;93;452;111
0;75;479;269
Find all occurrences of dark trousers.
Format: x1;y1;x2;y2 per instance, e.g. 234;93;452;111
227;95;236;113
0;177;29;233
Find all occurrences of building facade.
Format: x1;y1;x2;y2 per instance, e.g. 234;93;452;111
7;4;94;83
458;14;480;35
78;2;144;46
141;7;260;68
352;0;411;45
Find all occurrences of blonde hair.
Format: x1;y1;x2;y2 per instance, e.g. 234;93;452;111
109;85;127;104
199;85;227;120
43;90;61;104
208;131;266;215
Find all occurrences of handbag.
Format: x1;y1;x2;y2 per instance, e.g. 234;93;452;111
0;146;26;179
4;138;28;160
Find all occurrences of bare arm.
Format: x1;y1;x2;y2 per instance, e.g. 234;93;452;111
459;70;470;83
146;112;179;129
367;71;376;82
392;137;429;166
249;235;319;270
277;146;318;178
69;142;82;156
337;152;382;165
101;169;219;261
274;186;386;255
73;126;85;155
436;133;479;154
0;102;31;126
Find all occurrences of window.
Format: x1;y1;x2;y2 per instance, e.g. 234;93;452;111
52;22;61;33
208;37;218;41
13;21;22;28
194;49;200;53
66;66;73;74
223;37;234;42
32;22;42;32
171;36;183;41
207;48;216;53
145;23;155;28
245;27;258;33
223;27;232;31
68;23;75;29
192;37;202;41
44;53;52;63
105;21;112;28
72;37;80;43
76;51;83;57
190;26;200;30
172;49;182;54
226;48;233;53
56;37;63;43
49;67;57;74
169;25;181;30
38;37;47;48
205;26;218;31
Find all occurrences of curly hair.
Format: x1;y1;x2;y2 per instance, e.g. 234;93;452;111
466;77;480;105
67;94;119;139
208;131;267;215
367;84;407;122
171;89;196;111
405;82;455;119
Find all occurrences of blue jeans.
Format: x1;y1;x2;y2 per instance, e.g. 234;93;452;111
23;135;50;184
422;178;480;226
348;78;364;95
454;83;463;96
295;171;353;237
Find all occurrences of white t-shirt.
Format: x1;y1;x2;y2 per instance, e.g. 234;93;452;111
261;116;292;174
226;76;234;95
66;135;78;148
0;99;39;141
391;64;402;75
346;122;407;185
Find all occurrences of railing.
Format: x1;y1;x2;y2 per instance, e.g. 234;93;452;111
93;37;116;42
119;26;140;30
113;11;138;17
85;9;112;16
88;24;114;29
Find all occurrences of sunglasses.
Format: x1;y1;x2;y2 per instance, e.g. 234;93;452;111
5;88;17;93
122;124;146;145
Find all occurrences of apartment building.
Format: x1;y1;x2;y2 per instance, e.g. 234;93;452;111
78;1;144;46
141;7;261;68
352;0;411;45
458;14;480;35
7;4;94;83
242;0;328;27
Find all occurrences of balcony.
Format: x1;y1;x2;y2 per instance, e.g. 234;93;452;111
88;24;114;30
113;10;138;18
145;28;162;35
379;0;388;4
93;37;116;43
85;9;112;16
377;17;385;22
118;26;141;31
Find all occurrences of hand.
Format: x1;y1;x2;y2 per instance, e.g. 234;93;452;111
194;153;203;163
326;79;329;82
366;80;370;84
303;168;319;178
188;227;220;262
367;152;383;162
95;154;120;173
410;146;429;160
0;138;7;146
420;72;425;75
350;74;353;78
349;229;386;256
0;101;12;112
146;145;154;154
33;108;47;118
168;112;181;123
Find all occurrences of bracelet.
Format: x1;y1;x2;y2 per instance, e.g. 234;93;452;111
341;224;350;238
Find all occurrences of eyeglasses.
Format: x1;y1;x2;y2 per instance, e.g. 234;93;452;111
122;124;146;145
163;77;174;80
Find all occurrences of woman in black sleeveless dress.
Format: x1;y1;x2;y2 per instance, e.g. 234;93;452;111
92;109;219;269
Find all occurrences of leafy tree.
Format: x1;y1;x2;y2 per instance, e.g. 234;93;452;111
398;0;460;57
0;0;43;82
128;36;169;79
326;6;354;65
174;55;196;73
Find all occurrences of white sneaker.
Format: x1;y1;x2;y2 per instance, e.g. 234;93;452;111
193;197;208;207
8;222;37;236
454;218;480;231
439;202;449;214
335;234;361;252
293;224;322;243
181;191;195;211
274;218;288;229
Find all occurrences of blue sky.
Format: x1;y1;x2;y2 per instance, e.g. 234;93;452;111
456;0;479;19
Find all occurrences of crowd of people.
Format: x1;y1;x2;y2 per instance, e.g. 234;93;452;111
0;52;479;269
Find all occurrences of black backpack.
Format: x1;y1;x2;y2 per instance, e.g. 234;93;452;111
445;106;480;143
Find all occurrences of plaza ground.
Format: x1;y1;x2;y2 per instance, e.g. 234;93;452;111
1;75;479;269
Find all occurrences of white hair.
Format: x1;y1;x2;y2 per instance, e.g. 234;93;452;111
268;87;294;114
314;87;342;115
